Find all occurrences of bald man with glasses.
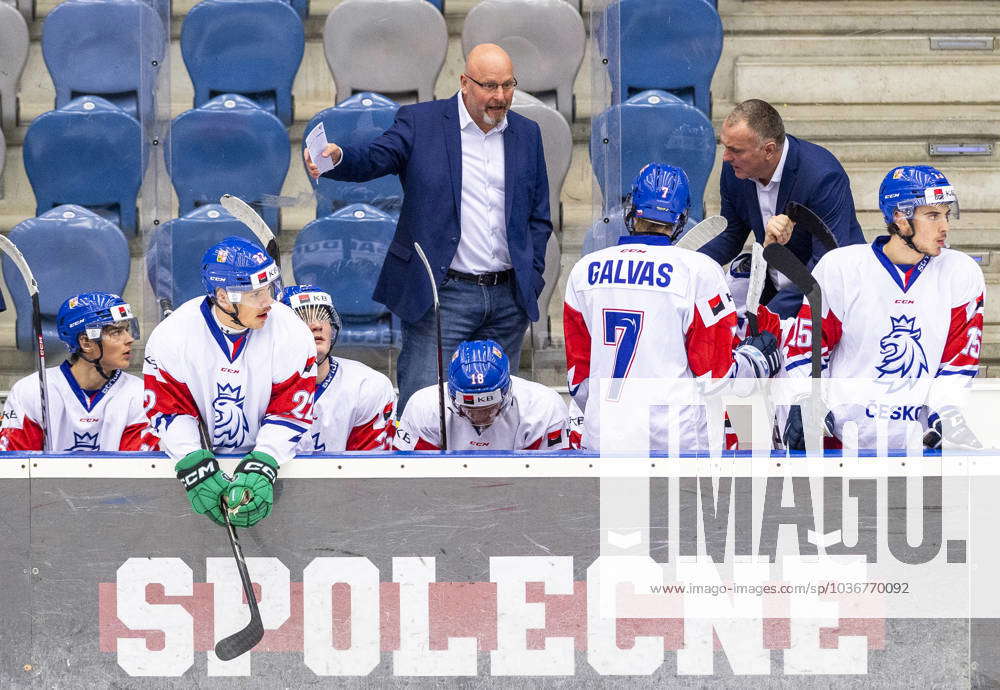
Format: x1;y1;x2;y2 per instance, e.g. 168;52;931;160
306;44;552;413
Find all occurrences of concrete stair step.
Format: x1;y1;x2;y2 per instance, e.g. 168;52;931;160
734;55;1000;107
720;0;1000;34
714;33;1000;110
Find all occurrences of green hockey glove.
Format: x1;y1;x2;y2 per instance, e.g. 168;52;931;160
175;449;229;526
225;451;279;527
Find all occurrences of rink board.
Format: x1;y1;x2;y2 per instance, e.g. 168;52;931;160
1;452;1000;687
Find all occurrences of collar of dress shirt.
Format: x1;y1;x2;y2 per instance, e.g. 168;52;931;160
456;91;508;135
753;136;789;192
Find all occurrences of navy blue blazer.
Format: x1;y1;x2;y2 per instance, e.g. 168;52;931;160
322;95;552;324
699;135;864;317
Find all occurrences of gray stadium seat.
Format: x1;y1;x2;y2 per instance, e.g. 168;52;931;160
0;1;28;131
323;0;447;104
462;0;584;122
511;90;572;349
0;125;6;182
8;0;32;22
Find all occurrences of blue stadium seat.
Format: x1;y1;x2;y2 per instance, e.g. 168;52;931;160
166;94;289;233
2;205;130;352
582;206;697;256
181;0;304;126
426;0;443;11
42;0;166;125
23;97;145;234
582;206;627;256
287;0;308;20
304;93;403;218
599;0;722;116
146;204;267;308
292;204;400;348
591;90;716;222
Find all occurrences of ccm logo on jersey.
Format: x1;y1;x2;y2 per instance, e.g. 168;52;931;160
79;418;100;423
220;367;240;374
468;440;490;447
894;299;915;304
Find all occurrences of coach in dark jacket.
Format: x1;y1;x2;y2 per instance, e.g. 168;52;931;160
305;44;551;411
699;99;864;317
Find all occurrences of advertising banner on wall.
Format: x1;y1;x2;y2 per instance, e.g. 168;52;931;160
3;453;1000;686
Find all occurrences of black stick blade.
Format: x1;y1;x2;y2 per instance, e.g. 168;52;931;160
785;201;838;252
214;614;264;661
761;243;817;295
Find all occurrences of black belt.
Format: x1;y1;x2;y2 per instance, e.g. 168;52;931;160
446;268;513;286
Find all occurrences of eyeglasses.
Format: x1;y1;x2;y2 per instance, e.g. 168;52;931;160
463;74;517;93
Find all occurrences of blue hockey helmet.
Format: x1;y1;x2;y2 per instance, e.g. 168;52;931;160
624;163;691;240
56;292;139;352
447;339;512;428
878;165;959;225
279;284;342;347
201;236;281;303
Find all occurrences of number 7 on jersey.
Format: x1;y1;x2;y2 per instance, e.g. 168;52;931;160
603;309;644;401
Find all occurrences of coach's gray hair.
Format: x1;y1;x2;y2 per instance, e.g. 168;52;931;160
726;99;785;147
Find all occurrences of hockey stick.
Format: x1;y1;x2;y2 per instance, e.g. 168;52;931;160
744;242;766;337
674;215;727;251
193;418;265;661
412;242;447;451
215;492;264;661
762;244;821;379
744;242;781;449
785;201;838;253
0;234;51;451
219;194;281;267
763;243;824;451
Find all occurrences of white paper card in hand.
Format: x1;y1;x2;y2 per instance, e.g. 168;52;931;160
305;122;335;174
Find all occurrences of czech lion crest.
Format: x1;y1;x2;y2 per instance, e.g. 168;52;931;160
876;315;929;387
212;383;249;448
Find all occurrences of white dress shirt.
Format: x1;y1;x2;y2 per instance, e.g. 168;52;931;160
451;93;512;274
753;137;791;291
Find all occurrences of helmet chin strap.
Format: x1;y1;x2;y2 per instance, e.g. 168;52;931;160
890;219;924;256
214;296;248;329
80;342;115;381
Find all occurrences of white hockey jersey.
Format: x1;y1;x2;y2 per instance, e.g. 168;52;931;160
143;297;317;464
394;375;569;451
784;238;984;449
564;235;745;452
0;362;151;452
297;357;396;453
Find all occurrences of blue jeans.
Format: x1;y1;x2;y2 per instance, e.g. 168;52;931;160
396;276;530;414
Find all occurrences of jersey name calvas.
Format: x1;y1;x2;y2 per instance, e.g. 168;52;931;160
564;236;741;451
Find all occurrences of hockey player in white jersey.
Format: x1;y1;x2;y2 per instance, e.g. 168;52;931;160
782;165;984;451
144;236;316;527
0;292;151;452
279;285;396;452
395;339;569;451
564;163;781;451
